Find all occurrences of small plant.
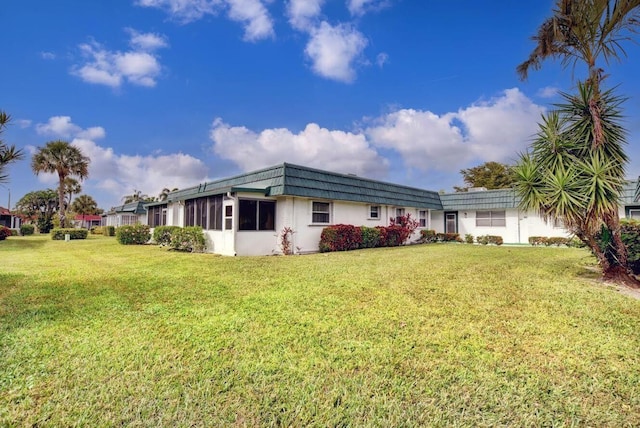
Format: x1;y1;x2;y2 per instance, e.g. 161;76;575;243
436;233;462;243
116;224;150;245
169;227;205;252
20;224;35;236
153;225;182;246
0;226;10;240
476;235;503;245
464;234;474;244
389;213;420;244
104;226;115;236
419;229;437;243
529;236;547;246
279;226;295;255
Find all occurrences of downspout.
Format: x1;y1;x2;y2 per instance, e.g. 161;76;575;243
226;192;237;256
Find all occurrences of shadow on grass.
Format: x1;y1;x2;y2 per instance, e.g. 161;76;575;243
0;236;49;250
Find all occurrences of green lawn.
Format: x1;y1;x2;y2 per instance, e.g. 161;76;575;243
1;235;639;426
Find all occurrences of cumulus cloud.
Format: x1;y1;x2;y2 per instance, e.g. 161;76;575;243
71;29;168;88
210;118;388;177
367;88;545;171
376;52;388;68
287;0;324;31
136;0;274;41
33;116;208;207
305;22;368;82
347;0;390;16
537;86;559;98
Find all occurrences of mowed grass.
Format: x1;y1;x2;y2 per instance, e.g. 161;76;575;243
1;235;639;427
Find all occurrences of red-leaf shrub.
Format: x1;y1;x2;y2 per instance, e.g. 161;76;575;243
0;226;10;240
319;224;362;252
376;225;404;247
389;213;420;244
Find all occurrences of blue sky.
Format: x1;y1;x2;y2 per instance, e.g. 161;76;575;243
2;0;640;210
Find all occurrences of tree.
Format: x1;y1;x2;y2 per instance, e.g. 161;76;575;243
158;187;178;201
63;177;82;207
15;189;58;233
70;194;100;216
122;189;152;204
516;0;640;286
31;140;90;228
0;111;24;184
454;162;515;192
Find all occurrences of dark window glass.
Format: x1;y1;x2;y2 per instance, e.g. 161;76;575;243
312;202;330;223
185;200;196;227
239;200;257;231
258;201;276;230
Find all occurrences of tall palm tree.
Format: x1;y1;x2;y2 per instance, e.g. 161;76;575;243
70;194;99;216
0;111;24;184
64;177;82;207
122;189;149;204
158;187;178;201
31;140;90;227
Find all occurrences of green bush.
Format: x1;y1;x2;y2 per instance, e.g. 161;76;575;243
359;226;380;249
10;229;19;236
0;226;10;240
476;235;503;245
546;237;570;246
153;225;182;246
104;226;115;236
621;220;640;274
567;237;586;248
90;226;104;235
169;227;206;252
116;224;150;245
50;228;89;240
20;224;35;236
464;234;474;244
436;233;462;243
529;236;547;246
419;229;438;243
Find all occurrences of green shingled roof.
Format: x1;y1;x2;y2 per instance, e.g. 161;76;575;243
105;201;147;215
440;188;520;210
167;163;443;209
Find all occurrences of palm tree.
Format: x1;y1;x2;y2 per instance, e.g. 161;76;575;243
70;194;99;216
64;177;82;207
0;111;24;184
516;0;640;285
158;187;178;201
122;189;150;204
31;140;90;227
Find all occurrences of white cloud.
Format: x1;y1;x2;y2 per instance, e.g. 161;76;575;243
226;0;274;41
36;116;85;138
71;29;168;88
367;88;545;171
135;0;221;22
347;0;390;16
537;86;558;98
40;51;56;60
376;52;388;68
210;118;387;177
17;119;32;129
287;0;324;31
305;22;368;82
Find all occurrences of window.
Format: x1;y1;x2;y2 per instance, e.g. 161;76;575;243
419;210;427;228
239;199;276;231
224;205;233;230
208;196;223;230
369;205;380;219
184;195;223;229
476;210;506;227
185;199;196;227
147;204;167;227
630;209;640;219
395;208;405;224
120;214;138;226
312;201;331;223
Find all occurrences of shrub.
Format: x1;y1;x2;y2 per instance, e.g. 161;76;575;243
0;226;10;240
10;229;19;236
376;225;404;247
116;224;150;245
279;226;295;255
529;236;547;246
20;224;35;236
464;234;474;244
91;226;104;235
50;228;88;240
360;226;380;249
476;235;503;245
621;220;640;274
567;237;586;248
37;215;54;233
169;227;206;252
547;237;570;247
419;229;438;243
153;225;181;246
104;226;115;236
319;224;362;252
436;233;462;243
389;213;420;244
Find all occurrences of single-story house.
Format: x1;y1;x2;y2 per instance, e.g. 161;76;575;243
0;206;21;229
102;201;147;228
145;163;442;256
73;214;103;229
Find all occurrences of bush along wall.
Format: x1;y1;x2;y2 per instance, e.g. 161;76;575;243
153;226;182;246
169;227;206;252
621;220;640;275
50;228;89;240
116;224;150;245
476;235;503;245
319;224;362;252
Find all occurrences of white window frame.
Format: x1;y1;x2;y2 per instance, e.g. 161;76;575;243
630;209;640;219
369;205;381;220
476;210;506;227
418;210;427;228
311;201;331;224
395;208;405;223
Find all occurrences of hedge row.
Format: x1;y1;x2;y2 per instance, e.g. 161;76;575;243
476;235;503;245
116;224;151;245
20;224;35;236
50;228;89;240
90;226;115;236
319;224;410;252
621;220;640;274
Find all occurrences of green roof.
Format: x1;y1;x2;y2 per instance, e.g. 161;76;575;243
106;201;147;215
168;163;443;209
621;179;640;205
440;188;520;210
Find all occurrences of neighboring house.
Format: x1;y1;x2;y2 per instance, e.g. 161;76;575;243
73;214;102;229
620;179;640;220
148;163;442;256
0;206;13;228
102;202;147;227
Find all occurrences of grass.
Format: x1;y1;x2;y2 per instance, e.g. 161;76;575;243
1;234;639;426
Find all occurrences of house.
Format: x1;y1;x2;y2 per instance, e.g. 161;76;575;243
73;214;103;229
0;206;20;229
431;180;640;244
102;201;147;227
146;163;442;256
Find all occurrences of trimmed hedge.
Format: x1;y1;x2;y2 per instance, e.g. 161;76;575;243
529;236;571;246
116;224;150;245
153;225;182;246
0;226;10;240
50;228;89;240
319;224;362;252
20;224;35;236
360;226;380;249
169;227;206;252
419;229;438;243
476;235;503;245
621;220;640;274
104;226;115;237
376;225;404;247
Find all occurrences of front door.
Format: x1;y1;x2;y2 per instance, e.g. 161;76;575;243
445;212;457;234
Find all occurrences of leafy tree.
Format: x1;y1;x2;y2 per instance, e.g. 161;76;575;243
454;162;515;192
70;194;100;215
63;177;82;206
31;140;89;228
516;0;640;286
15;189;58;233
0;111;24;184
